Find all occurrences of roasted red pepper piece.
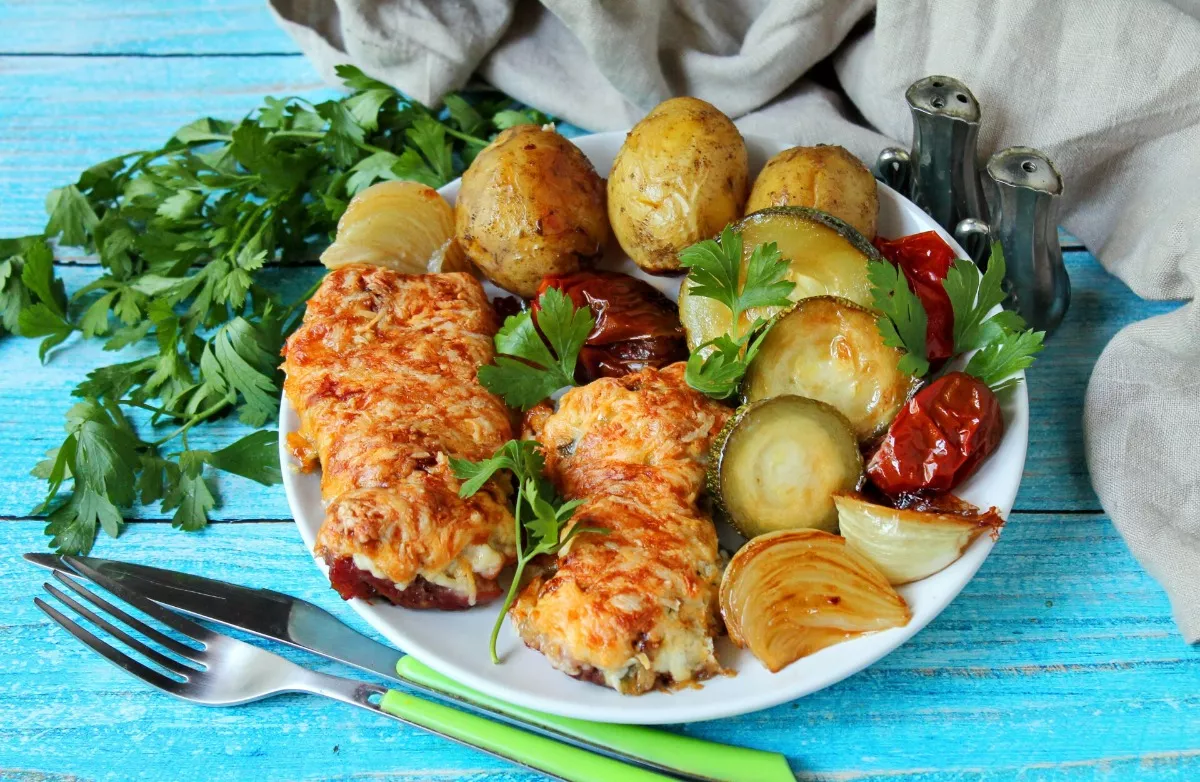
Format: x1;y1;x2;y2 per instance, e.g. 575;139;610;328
867;371;1004;496
534;271;687;381
874;232;958;362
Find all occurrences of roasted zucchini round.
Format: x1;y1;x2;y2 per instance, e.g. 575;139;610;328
743;296;917;442
678;206;881;350
709;395;863;538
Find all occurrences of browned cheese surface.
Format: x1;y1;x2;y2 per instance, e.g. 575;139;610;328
512;363;733;693
282;266;516;607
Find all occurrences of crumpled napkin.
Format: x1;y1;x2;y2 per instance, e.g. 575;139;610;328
268;0;1200;641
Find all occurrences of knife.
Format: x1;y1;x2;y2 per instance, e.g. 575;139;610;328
24;553;794;782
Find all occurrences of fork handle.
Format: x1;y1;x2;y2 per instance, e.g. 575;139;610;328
375;688;674;782
396;656;795;782
301;671;674;781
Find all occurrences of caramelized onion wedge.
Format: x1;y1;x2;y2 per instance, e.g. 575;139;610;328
835;492;1005;585
321;180;457;273
720;529;911;673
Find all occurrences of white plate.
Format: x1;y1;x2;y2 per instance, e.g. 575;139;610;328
280;131;1028;725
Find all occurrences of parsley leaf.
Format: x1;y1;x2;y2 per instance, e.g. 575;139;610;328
868;257;930;377
443;94;486;136
964;326;1045;390
678;227;794;398
450;439;546;499
944;242;1012;353
944;243;1045;390
162;452;215;531
477;288;594;410
680;227;793;331
19;304;74;361
205;430;283;485
453;439;601;663
45;186;99;247
20;239;67;317
684;321;772;400
492;109;551;130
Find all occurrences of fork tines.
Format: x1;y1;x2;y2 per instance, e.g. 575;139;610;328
34;555;211;695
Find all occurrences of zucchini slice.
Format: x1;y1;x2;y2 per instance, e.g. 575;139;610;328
743;296;917;442
709;395;863;538
679;206;881;350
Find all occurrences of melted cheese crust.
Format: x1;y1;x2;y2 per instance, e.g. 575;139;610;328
511;363;732;693
282;266;516;605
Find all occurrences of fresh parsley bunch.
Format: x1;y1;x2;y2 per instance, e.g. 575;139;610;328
679;226;795;399
452;440;603;663
8;66;549;554
870;242;1045;390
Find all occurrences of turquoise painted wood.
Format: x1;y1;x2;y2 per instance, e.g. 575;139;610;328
0;0;300;55
2;3;1197;781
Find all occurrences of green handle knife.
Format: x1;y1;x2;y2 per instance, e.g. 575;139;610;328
24;553;793;782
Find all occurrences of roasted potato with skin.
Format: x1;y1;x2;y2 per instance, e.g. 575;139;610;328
608;97;748;273
746;145;878;238
455;125;608;297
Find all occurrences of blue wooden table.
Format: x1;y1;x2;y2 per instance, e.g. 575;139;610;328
2;4;1198;780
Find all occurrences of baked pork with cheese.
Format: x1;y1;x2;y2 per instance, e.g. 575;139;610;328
282;266;516;609
512;363;732;693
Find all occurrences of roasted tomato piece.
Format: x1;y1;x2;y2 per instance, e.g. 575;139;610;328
579;337;687;380
534;271;687;380
874;232;958;363
867;371;1003;496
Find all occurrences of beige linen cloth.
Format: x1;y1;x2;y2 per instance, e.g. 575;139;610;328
269;0;1200;641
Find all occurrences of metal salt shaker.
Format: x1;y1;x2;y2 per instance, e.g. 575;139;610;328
956;148;1070;336
875;75;990;263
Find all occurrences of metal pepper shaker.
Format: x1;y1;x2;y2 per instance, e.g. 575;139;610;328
955;147;1070;336
875;75;990;263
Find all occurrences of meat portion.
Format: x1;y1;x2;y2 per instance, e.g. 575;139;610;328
282;266;517;608
511;363;732;694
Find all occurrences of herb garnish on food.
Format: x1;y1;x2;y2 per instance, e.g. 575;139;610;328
9;65;544;554
867;256;931;378
477;287;595;410
451;440;603;663
871;241;1044;389
679;226;794;399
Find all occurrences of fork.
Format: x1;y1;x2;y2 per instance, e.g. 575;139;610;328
35;556;677;782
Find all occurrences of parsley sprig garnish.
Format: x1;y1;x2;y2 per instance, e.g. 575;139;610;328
452;440;603;663
5;65;549;554
477;287;595;410
870;241;1044;390
868;256;931;377
945;244;1045;390
679;226;794;399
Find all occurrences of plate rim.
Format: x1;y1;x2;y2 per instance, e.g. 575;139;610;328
279;130;1029;724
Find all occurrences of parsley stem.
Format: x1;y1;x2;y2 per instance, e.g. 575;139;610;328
147;398;231;447
270;130;323;140
441;126;489;146
489;480;526;665
230;199;274;257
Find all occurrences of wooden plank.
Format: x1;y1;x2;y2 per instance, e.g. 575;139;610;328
0;253;1176;521
0;0;299;55
2;516;1197;781
0;55;334;237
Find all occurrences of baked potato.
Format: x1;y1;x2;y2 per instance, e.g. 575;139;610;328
746;145;878;238
455;124;608;297
321;180;457;273
608;97;748;273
